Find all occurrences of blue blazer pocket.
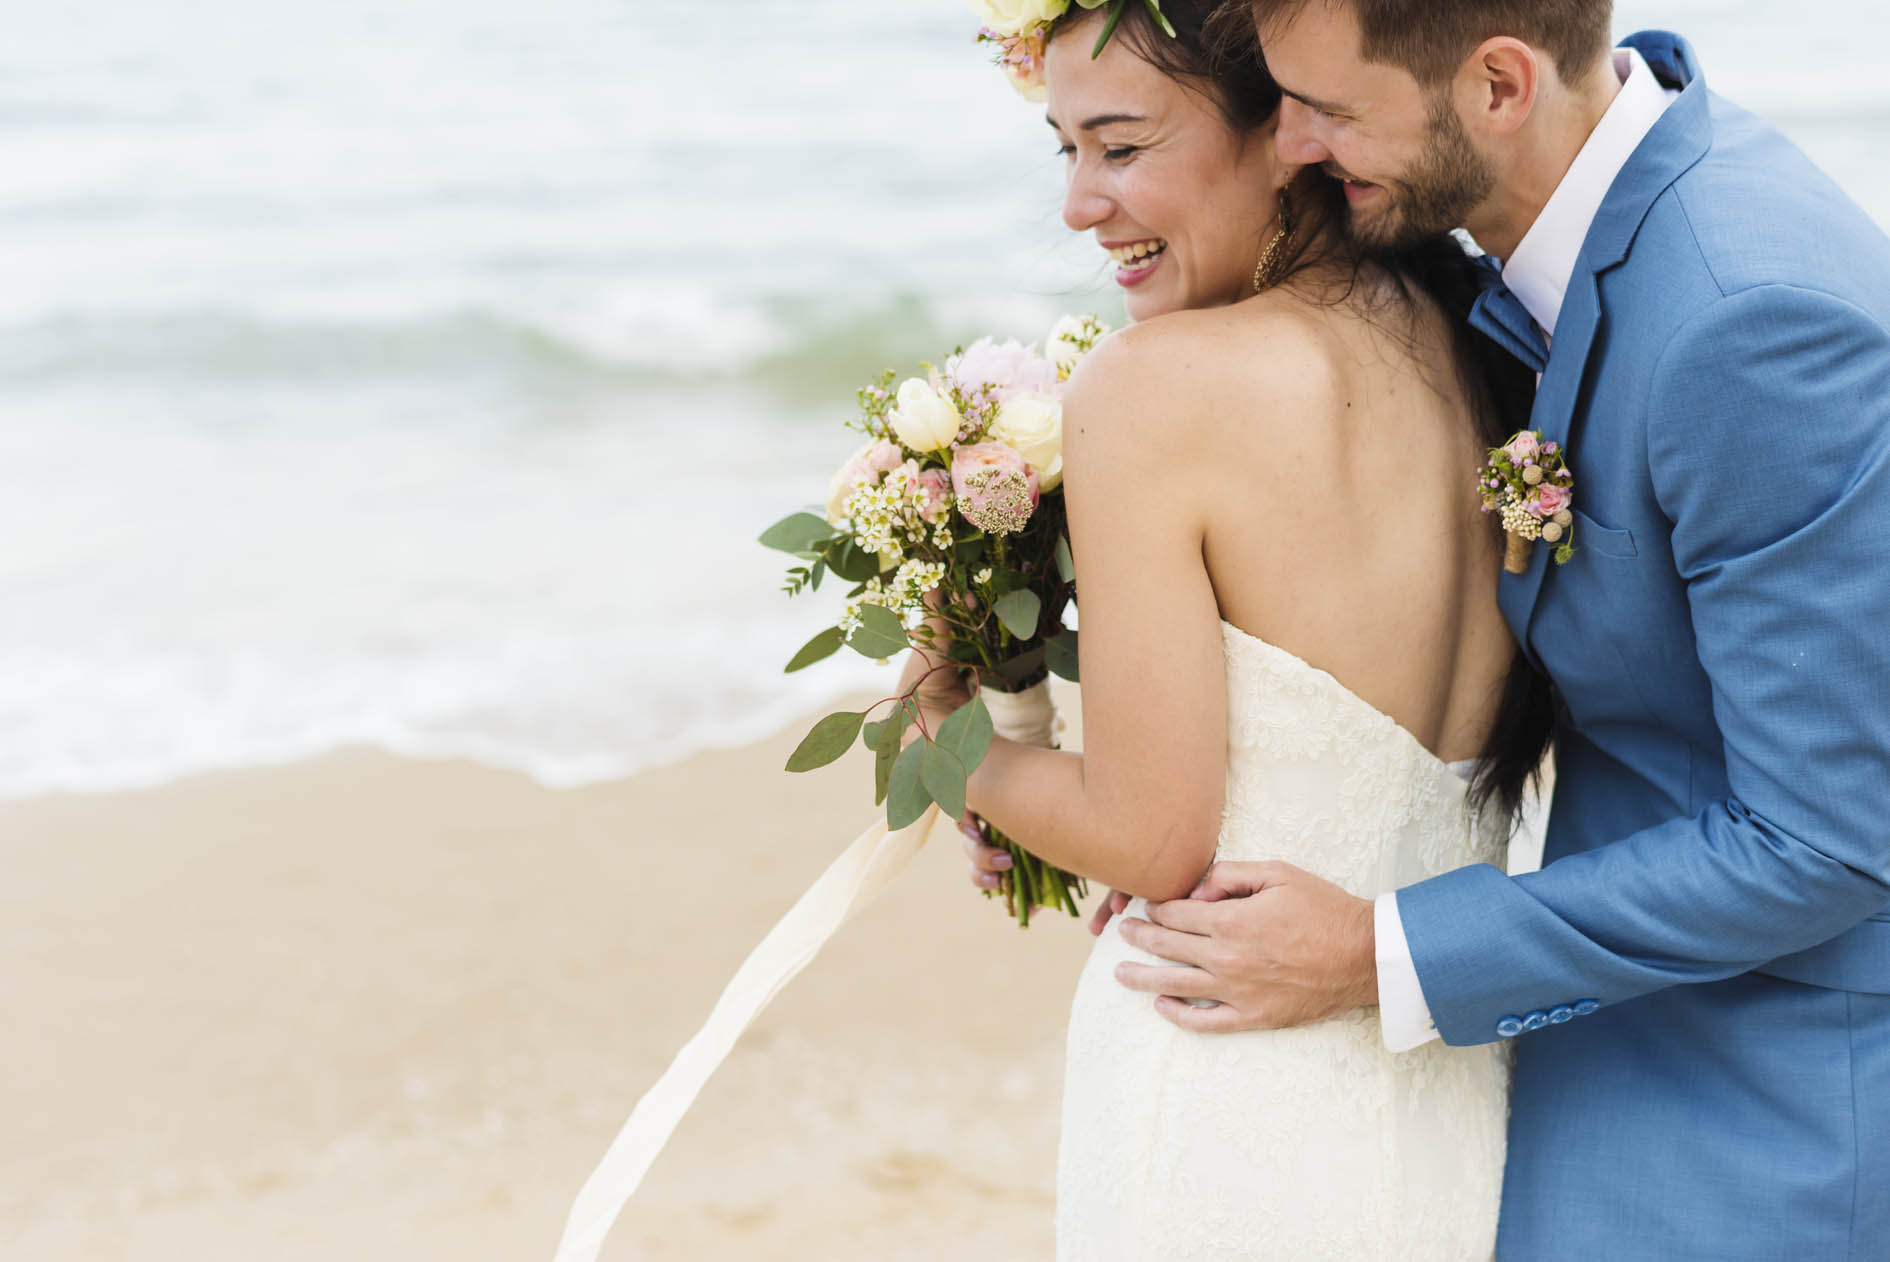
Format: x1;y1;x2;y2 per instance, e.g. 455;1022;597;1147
1570;509;1638;560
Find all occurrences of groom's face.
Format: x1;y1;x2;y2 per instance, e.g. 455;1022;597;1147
1258;2;1495;250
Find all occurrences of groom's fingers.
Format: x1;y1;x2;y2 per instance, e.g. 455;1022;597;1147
1113;960;1217;998
1115;918;1214;968
1141;897;1224;936
1151;994;1255;1034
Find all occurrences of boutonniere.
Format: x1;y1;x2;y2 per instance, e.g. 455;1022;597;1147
1478;430;1575;573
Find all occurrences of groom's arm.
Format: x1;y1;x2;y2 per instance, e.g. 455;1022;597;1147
1396;284;1890;1045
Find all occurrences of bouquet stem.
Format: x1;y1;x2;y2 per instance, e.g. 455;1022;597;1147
988;826;1087;928
1503;532;1533;575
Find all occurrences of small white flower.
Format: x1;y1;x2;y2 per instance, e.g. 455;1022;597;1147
974;567;994;584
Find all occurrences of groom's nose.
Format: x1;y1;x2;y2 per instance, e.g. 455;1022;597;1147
1274;98;1332;166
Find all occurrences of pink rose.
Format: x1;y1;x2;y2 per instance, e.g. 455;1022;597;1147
1532;483;1572;518
866;440;905;473
915;466;952;519
948;338;1060;403
1504;431;1541;464
951;441;1039;535
823;444;880;524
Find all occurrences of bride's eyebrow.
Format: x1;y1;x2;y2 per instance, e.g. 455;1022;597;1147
1044;112;1151;132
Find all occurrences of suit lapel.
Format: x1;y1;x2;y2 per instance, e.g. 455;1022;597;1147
1498;274;1601;658
1496;31;1713;663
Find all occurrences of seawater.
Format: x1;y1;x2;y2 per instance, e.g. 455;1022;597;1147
2;0;1886;798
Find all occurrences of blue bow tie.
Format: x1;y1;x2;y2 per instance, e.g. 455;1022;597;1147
1468;254;1549;374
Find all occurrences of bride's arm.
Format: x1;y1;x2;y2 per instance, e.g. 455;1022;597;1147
927;329;1230;903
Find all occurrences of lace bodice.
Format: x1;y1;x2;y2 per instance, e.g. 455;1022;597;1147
1055;621;1510;1260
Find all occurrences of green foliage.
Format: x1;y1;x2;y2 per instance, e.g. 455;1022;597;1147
826;539;882;583
784;626;845;673
994;589;1042;640
862;705;912;806
785;710;865;774
990;647;1047;689
1046;629;1080;682
932;694;994;777
759;512;835;559
1054;535;1075;582
886;739;931;829
919;742;967;820
847;605;910;659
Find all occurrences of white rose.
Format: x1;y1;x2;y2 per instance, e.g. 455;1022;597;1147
1045;314;1089;376
888;378;964;453
966;0;1066;36
990;392;1064;492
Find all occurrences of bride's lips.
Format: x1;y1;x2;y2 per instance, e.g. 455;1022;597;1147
1104;238;1168;288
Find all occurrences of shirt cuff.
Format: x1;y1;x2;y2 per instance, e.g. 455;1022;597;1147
1375;891;1441;1052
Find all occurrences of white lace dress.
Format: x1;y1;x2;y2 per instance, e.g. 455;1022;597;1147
1055;621;1511;1260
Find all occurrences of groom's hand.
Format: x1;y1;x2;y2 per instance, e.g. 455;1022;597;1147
1113;861;1377;1033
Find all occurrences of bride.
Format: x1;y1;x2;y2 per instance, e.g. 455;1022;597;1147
901;2;1548;1256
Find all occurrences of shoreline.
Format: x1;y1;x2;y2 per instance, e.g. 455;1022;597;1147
0;685;1093;1260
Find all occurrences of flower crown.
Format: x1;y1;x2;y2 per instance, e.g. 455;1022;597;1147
971;0;1176;102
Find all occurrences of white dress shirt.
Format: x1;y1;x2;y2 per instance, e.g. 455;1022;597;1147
1374;47;1679;1053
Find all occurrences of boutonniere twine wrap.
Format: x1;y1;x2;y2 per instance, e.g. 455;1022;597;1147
971;0;1175;101
1479;430;1575;573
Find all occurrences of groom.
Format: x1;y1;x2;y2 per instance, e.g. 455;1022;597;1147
1101;2;1890;1257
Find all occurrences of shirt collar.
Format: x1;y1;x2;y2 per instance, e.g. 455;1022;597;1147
1502;47;1677;336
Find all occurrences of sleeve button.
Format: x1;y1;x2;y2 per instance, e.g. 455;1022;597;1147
1496;1016;1524;1038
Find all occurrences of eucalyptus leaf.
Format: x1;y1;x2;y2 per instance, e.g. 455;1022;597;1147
920;742;967;820
868;707;911;805
1046;629;1080;683
759;512;835;558
848;605;910;659
784;626;845;674
886;739;932;829
784;710;865;773
1055;535;1076;582
826;539;882;582
994;589;1042;640
933;694;994;776
992;647;1047;687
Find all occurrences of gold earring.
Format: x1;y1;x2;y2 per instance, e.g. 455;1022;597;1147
1251;187;1297;293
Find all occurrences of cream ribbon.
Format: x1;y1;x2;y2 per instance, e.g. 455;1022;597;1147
553;681;1058;1261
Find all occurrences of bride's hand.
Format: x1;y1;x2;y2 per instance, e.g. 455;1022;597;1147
1087;888;1133;937
894;640;973;736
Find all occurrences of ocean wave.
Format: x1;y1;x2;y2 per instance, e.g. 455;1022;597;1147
0;290;1095;399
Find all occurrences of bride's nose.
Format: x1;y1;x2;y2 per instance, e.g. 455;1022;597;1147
1062;164;1114;233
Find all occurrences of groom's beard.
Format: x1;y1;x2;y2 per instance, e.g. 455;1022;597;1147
1339;93;1496;254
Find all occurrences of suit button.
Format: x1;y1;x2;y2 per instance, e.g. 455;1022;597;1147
1496;1016;1524;1038
1548;1005;1575;1024
1574;999;1600;1016
1522;1010;1549;1032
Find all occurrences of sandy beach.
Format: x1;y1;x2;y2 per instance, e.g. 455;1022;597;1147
0;684;1096;1261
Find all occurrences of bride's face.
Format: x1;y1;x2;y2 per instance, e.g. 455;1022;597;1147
1046;22;1285;322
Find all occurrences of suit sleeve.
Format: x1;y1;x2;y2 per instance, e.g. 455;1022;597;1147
1397;284;1890;1046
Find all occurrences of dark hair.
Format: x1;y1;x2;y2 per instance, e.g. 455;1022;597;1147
1049;0;1556;829
1047;0;1280;132
1248;0;1614;86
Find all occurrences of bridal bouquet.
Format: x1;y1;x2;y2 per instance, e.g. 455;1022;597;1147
760;314;1110;925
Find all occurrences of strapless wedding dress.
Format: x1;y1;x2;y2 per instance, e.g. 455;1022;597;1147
1056;621;1511;1260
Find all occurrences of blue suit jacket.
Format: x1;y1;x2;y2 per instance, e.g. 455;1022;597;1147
1398;33;1890;1258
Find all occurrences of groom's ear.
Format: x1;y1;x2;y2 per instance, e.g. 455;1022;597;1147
1453;36;1541;140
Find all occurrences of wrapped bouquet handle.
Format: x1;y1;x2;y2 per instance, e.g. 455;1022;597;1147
552;805;957;1261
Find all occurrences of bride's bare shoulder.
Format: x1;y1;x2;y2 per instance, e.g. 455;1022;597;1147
1062;300;1347;459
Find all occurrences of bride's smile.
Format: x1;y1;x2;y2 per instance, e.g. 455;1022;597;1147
1044;21;1286;319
